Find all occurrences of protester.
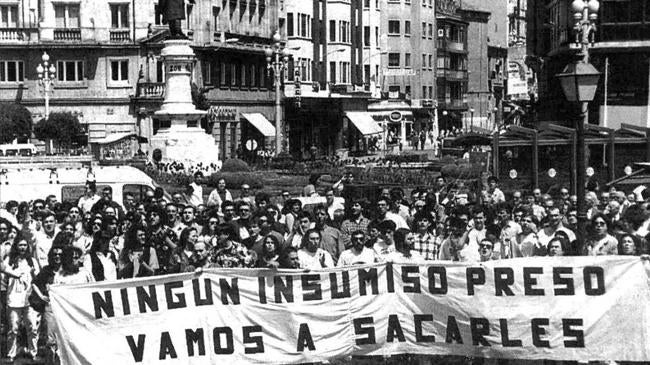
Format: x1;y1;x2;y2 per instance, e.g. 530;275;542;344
3;236;40;361
297;228;334;269
337;230;377;266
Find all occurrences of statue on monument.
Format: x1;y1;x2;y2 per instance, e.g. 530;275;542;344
159;0;195;39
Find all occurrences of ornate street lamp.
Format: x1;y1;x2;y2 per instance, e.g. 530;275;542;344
37;52;56;120
556;0;600;247
265;31;289;156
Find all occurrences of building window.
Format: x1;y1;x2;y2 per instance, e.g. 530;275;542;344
57;60;84;82
0;61;24;82
185;4;193;30
230;63;237;86
329;61;336;83
404;21;411;36
329;20;336;41
405;53;411;68
0;5;18;28
422;54;427;69
428;55;433;70
220;62;227;86
241;63;247;86
250;64;257;87
422;86;427;98
300;14;307;37
388;53;400;67
388;20;400;35
204;62;212;85
340;21;350;43
109;60;129;82
212;6;221;30
287;13;294;36
364;0;370;8
429;86;433;99
375;27;379;44
154;4;163;25
364;26;370;46
54;4;80;28
422;22;427;39
428;23;433;39
110;4;129;28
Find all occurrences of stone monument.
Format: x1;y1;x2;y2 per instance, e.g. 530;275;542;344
150;40;220;167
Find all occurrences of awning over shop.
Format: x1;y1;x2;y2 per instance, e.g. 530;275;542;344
93;133;147;145
345;112;384;135
241;113;276;137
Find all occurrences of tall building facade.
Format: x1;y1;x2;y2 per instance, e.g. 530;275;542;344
529;0;650;129
505;0;535;126
0;0;281;159
461;0;508;132
435;0;469;131
134;0;280;159
0;0;151;143
282;0;370;157
374;0;437;146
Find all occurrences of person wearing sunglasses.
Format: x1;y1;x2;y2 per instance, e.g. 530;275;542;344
584;213;618;256
478;238;495;262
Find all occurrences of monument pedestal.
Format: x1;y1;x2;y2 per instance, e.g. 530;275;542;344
150;39;221;167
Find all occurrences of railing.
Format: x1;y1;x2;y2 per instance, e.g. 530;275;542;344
437;69;468;79
54;28;81;41
448;99;468;109
109;29;131;42
446;41;465;52
0;28;32;41
136;82;165;98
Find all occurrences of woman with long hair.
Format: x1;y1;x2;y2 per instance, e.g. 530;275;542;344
257;235;281;269
54;246;94;285
31;245;64;363
170;227;198;273
118;225;157;277
2;235;40;361
118;225;155;279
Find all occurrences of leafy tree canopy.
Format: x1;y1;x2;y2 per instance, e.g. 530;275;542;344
33;112;83;148
0;103;32;144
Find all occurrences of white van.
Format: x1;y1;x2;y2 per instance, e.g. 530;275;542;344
0;165;164;208
0;143;37;157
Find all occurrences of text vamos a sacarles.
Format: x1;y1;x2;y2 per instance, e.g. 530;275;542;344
90;265;606;362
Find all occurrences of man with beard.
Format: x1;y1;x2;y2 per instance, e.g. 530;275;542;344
337;230;377;266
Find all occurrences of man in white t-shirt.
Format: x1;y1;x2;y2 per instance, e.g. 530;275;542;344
337;231;377;267
536;207;576;248
459;208;486;262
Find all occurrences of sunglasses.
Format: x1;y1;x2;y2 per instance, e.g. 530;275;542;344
352;236;364;241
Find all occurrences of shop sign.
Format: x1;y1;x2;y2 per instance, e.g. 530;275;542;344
389;111;402;122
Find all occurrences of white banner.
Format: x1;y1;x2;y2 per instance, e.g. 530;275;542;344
50;257;650;364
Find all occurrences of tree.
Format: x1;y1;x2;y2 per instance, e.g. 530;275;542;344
0;103;32;143
34;112;84;149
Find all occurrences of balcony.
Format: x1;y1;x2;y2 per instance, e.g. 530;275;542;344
438;39;466;53
54;29;81;41
0;28;36;42
136;82;165;98
109;29;131;42
437;69;467;79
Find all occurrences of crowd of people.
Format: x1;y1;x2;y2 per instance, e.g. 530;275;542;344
0;172;649;363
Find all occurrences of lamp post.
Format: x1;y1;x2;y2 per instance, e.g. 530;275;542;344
265;32;289;156
556;0;600;247
37;52;56;121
